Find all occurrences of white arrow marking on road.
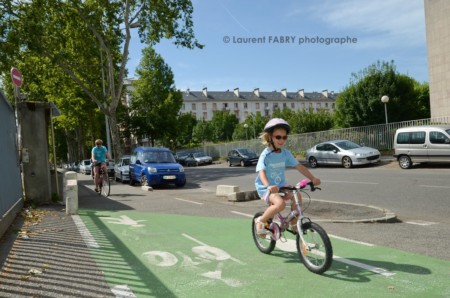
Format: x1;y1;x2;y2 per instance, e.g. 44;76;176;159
104;215;146;227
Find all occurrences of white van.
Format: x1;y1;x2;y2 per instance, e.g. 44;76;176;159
393;125;450;169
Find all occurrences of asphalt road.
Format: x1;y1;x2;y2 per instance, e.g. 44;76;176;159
79;160;450;261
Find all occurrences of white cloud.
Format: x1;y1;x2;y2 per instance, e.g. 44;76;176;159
291;0;426;49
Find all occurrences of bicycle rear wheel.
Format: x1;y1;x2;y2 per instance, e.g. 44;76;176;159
252;212;276;254
100;173;110;197
296;222;333;274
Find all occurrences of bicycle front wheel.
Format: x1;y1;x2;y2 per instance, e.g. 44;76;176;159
252;212;276;254
101;174;110;197
296;222;333;274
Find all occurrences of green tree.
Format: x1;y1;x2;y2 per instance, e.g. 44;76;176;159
129;47;183;147
192;120;214;145
176;113;197;149
210;111;239;142
334;61;430;128
0;0;202;159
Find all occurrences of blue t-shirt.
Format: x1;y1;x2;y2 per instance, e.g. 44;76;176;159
92;146;108;163
255;147;299;197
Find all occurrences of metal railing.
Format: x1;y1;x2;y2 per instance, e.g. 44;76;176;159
194;116;450;159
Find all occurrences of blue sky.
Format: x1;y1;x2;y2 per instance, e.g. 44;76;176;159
127;0;428;94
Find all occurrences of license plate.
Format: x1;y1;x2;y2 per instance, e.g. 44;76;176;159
163;175;176;180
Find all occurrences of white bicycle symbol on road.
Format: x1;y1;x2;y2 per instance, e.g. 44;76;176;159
142;233;245;287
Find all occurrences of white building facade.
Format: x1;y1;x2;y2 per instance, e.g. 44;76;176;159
123;80;337;122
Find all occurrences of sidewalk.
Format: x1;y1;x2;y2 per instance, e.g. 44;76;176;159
0;167;396;297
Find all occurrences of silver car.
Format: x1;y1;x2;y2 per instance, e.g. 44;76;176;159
114;155;130;182
306;140;380;169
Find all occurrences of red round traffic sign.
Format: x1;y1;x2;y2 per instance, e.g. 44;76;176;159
10;67;23;88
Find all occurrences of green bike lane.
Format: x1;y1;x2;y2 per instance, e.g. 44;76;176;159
77;209;450;298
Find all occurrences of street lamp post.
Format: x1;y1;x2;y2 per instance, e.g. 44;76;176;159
381;95;389;124
244;123;248;144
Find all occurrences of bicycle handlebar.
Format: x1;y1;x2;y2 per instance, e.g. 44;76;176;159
279;180;321;192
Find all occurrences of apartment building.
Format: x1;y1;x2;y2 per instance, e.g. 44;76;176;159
124;79;337;122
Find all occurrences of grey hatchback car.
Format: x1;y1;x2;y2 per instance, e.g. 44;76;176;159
306;140;380;169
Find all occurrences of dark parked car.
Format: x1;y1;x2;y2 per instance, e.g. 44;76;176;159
227;148;259;167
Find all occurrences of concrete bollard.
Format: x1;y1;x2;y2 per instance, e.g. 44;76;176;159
64;171;78;215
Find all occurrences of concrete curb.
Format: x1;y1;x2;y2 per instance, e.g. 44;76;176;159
218;185;397;224
310;199;398;223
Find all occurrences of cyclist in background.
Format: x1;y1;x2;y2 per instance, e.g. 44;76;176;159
91;139;111;192
254;118;321;237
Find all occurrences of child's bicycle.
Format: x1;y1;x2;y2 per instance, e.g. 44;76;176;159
93;161;110;197
252;180;333;274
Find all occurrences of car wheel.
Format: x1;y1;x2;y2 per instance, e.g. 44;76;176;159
398;155;412;169
240;160;245;167
308;157;318;168
140;174;148;186
129;175;135;186
227;160;232;167
342;156;353;168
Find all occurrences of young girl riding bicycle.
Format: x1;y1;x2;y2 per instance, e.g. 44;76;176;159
254;118;321;237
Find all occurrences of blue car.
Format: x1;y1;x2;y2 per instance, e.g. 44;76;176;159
129;147;186;187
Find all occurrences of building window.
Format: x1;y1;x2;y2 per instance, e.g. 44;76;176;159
212;103;217;111
203;112;207;119
202;103;207;110
325;103;329;108
264;103;269;109
317;103;321;108
244;103;248;109
223;103;228;109
301;103;305;109
255;103;260;109
283;103;287;108
192;103;196;110
273;103;278;110
309;103;313;108
291;103;295;108
234;102;239;109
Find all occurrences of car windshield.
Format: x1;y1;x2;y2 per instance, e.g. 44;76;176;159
335;141;361;150
122;158;130;165
238;148;253;155
193;153;206;157
143;152;176;163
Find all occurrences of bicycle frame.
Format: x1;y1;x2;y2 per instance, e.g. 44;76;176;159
252;181;333;274
269;187;311;240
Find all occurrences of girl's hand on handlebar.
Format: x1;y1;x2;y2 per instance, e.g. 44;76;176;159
267;185;279;193
312;177;321;187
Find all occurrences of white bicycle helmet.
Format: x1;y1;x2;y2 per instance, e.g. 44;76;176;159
263;118;290;134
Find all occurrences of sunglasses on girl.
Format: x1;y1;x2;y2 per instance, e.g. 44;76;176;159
273;135;288;140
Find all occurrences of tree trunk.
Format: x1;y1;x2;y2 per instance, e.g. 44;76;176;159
108;112;123;160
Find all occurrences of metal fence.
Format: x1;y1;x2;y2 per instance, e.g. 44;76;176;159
194;116;450;159
0;92;23;239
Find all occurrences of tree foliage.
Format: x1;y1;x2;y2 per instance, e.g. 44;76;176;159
0;0;202;159
129;46;183;147
334;61;430;128
210;111;239;142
